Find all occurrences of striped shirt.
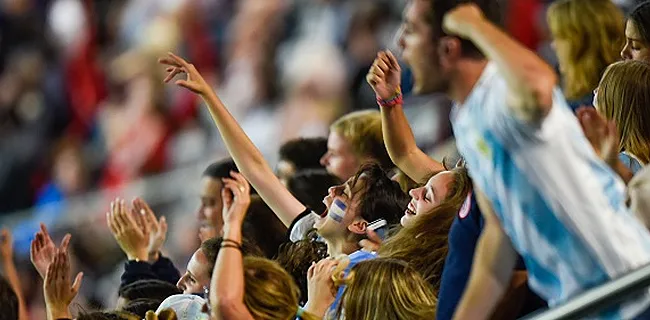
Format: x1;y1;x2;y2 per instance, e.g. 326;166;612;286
451;62;650;319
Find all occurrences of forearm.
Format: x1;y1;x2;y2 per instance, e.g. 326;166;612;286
211;222;246;313
3;260;28;320
453;232;516;319
381;104;444;182
201;91;305;227
202;91;272;179
466;19;556;118
453;223;517;320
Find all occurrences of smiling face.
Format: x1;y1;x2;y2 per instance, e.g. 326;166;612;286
621;20;650;63
177;249;212;294
401;171;455;227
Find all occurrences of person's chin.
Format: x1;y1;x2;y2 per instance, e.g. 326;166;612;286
400;214;415;227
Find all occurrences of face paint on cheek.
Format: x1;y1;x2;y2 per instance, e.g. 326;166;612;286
328;199;347;223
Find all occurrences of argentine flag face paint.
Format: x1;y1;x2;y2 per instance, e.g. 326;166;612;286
328;199;347;223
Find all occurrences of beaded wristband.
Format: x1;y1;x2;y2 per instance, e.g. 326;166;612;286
377;87;403;108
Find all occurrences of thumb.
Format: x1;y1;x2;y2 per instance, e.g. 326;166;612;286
71;272;84;295
60;234;72;251
159;216;168;234
175;80;201;93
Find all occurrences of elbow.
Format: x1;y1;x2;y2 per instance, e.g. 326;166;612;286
516;69;557;121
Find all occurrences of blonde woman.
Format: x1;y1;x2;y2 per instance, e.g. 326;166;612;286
335;258;437;320
547;0;625;111
578;60;650;182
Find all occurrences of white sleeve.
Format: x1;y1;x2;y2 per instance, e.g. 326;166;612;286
289;212;320;243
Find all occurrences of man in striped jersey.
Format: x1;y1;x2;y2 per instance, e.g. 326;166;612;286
370;0;650;318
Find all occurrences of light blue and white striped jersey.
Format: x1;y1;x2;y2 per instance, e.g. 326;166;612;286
451;62;650;319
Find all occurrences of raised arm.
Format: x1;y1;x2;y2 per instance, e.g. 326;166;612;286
211;172;255;320
159;53;305;227
1;229;28;320
367;50;445;182
452;190;517;320
443;4;557;123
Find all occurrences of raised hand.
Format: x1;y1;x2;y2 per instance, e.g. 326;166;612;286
107;198;149;261
158;52;211;95
359;229;383;252
366;50;401;101
221;171;252;226
442;3;486;38
577;107;619;165
44;248;83;320
0;229;13;262
30;223;71;279
133;198;168;262
303;258;341;318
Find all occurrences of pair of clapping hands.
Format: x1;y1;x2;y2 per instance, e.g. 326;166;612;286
106;197;168;263
28;223;82;319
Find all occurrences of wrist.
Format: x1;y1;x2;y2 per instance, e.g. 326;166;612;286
47;305;71;319
223;220;244;230
303;300;330;318
222;225;243;241
377;87;403;108
148;251;160;262
127;250;149;262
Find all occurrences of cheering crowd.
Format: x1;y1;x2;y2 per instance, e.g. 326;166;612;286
3;0;650;319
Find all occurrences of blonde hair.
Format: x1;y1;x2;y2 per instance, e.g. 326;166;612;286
379;167;472;295
242;257;318;320
547;0;624;100
597;60;650;164
330;110;393;170
335;258;437;320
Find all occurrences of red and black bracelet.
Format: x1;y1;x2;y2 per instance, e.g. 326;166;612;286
377;87;403;108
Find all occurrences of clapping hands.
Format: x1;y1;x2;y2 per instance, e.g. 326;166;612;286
30;223;71;279
107;198;167;262
577;106;619;165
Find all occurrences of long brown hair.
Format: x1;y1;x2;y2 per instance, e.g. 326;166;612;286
379;166;472;295
547;0;624;100
335;258;437;320
597;60;650;164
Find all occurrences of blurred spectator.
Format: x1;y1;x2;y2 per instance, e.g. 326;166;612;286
547;0;624;112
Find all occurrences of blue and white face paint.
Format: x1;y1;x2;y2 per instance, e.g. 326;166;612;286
328;199;347;223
